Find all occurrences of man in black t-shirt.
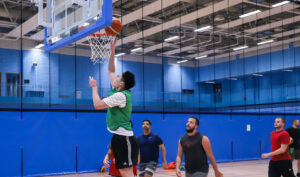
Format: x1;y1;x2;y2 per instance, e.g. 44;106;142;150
287;119;300;177
176;117;223;177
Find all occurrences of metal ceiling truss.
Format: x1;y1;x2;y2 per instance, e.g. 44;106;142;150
0;0;300;63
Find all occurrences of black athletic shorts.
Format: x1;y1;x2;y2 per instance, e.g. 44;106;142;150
111;134;138;169
290;148;300;160
269;160;295;177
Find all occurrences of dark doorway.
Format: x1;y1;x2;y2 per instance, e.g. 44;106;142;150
6;73;21;97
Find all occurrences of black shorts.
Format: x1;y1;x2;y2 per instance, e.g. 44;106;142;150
290;148;300;160
111;134;138;169
269;160;295;177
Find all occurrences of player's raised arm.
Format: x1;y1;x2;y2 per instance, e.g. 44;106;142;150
108;38;118;87
89;76;109;109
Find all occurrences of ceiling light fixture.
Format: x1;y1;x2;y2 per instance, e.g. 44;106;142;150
131;47;142;52
195;55;208;59
82;22;89;27
115;53;126;57
205;81;215;84
257;40;274;45
35;43;44;49
165;36;179;42
252;73;264;77
194;26;212;32
233;46;248;51
239;10;261;18
177;60;188;64
272;1;290;8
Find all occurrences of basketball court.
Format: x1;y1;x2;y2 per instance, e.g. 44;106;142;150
1;0;300;177
43;160;299;177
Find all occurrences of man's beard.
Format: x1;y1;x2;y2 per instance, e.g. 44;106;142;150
186;126;195;133
143;127;149;132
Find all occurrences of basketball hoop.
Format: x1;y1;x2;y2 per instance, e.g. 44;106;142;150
87;31;116;64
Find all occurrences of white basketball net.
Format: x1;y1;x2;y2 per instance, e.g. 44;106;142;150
87;33;116;64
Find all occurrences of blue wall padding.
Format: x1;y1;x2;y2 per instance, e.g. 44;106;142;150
0;111;299;177
199;114;232;162
231;115;260;161
76;112;111;172
22;112;77;176
0;111;22;177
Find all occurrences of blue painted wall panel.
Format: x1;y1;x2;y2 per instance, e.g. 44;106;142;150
144;63;163;109
283;47;295;69
244;56;258;75
76;56;101;99
215;62;229;79
258;53;271;72
199;65;214;82
271;50;283;70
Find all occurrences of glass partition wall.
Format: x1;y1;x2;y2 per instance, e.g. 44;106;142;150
0;0;299;115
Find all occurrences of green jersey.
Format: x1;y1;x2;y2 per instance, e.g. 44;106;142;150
106;89;132;131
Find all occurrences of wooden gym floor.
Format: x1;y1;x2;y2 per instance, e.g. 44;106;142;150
43;159;299;177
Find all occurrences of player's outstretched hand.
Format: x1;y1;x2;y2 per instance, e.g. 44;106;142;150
89;76;97;88
110;38;118;51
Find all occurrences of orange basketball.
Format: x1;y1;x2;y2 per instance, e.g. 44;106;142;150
105;20;122;36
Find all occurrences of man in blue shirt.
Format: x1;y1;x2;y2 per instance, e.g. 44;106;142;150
137;120;167;177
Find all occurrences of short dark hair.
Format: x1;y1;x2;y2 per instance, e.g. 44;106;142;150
276;117;286;124
143;120;151;126
122;71;135;90
189;116;199;126
293;119;299;124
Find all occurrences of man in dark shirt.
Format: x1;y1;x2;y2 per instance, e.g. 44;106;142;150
287;119;300;176
262;117;295;177
137;120;167;177
176;117;223;177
